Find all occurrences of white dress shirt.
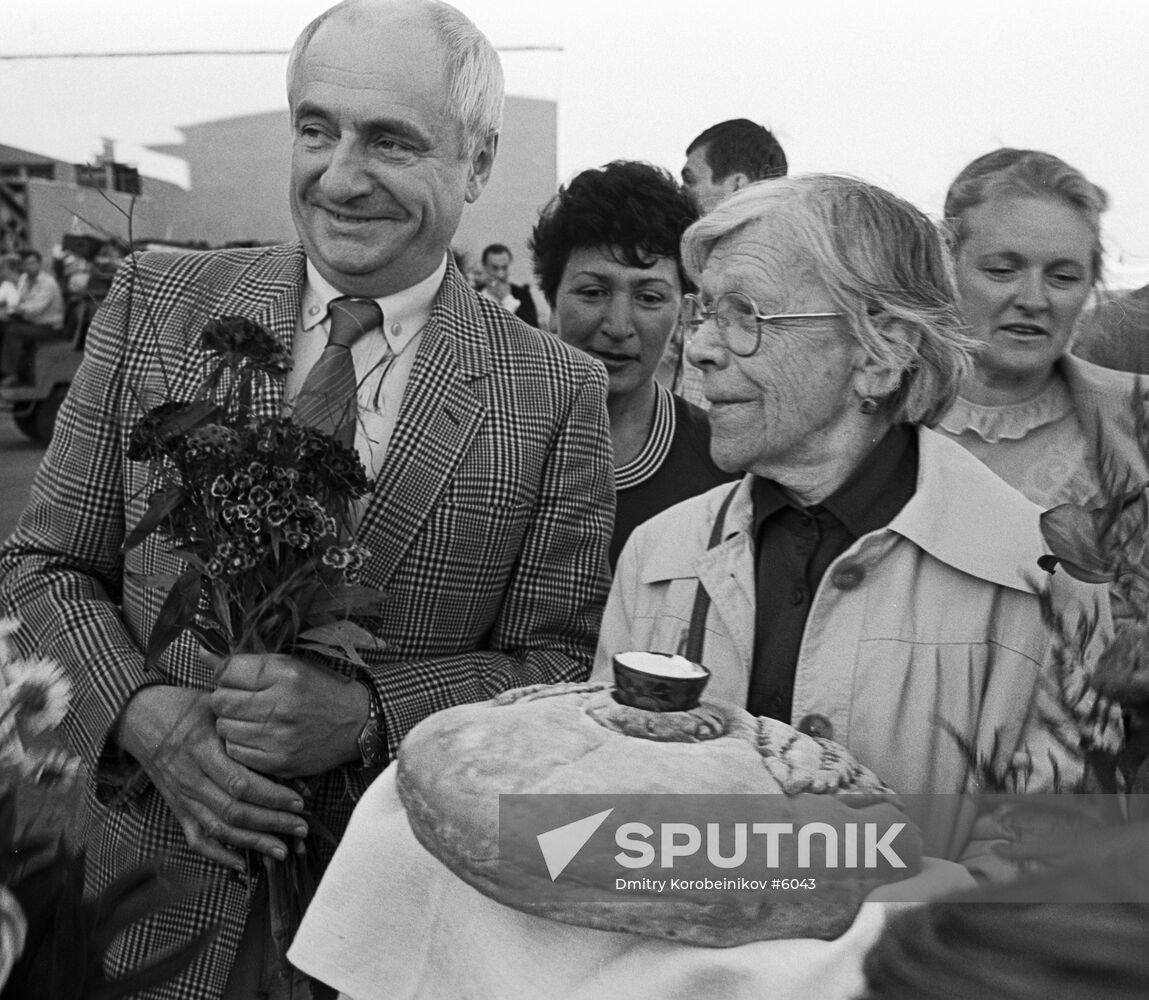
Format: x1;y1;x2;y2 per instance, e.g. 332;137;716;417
286;256;446;478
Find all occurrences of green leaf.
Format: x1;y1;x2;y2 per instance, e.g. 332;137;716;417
89;924;221;1000
237;374;254;421
309;584;390;618
172;548;213;574
129;571;185;591
296;620;384;667
188;622;230;658
123;485;186;553
284;578;322;622
90;859;208;958
155;398;221;440
1039;502;1119;583
145;567;203;670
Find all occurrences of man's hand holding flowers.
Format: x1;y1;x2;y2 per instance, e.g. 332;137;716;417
209;651;369;779
114;685;310;871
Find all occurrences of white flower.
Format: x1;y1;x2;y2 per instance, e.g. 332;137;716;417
3;657;70;736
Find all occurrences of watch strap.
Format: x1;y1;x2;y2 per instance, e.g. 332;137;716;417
355;679;387;768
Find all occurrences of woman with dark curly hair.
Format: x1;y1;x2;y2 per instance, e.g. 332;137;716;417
530;160;737;569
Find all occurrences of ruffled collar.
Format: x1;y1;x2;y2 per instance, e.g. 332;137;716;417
938;376;1074;443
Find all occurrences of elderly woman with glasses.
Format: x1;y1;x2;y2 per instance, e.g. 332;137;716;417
593;174;1110;878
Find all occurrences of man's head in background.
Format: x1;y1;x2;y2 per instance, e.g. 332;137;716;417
19;250;44;280
481;243;513;288
682;119;787;214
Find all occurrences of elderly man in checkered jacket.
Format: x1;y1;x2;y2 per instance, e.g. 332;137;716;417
0;1;613;997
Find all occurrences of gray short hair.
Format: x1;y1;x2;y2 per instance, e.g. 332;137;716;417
681;174;977;427
286;0;504;157
943;148;1108;282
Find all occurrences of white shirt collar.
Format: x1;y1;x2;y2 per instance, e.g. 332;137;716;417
301;256;447;354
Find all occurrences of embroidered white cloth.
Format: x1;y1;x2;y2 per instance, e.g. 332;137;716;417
288;767;974;1000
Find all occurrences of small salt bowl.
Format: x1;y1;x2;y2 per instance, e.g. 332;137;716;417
611;651;711;712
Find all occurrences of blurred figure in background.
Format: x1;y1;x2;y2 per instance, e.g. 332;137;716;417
0;255;19;318
82;240;128;304
0;250;65;384
1073;279;1149;374
477;242;540;327
531;159;737;569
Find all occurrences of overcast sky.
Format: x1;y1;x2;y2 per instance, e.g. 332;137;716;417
4;0;1148;285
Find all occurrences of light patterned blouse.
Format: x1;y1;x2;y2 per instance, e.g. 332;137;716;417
936;374;1101;510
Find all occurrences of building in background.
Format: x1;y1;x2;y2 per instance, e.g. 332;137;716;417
147;95;558;269
0;141;186;259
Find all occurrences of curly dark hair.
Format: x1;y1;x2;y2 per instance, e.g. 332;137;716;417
529;160;698;307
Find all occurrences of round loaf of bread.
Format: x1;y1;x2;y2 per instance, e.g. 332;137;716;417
396;681;922;946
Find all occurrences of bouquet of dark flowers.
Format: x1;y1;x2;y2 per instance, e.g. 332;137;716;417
0;619;217;998
125;316;382;664
123;315;386;980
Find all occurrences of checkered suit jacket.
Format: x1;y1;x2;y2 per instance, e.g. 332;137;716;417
0;244;614;998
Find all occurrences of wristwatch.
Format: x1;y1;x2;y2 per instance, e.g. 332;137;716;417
356;680;387;768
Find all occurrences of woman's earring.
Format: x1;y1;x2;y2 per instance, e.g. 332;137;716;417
859;396;879;415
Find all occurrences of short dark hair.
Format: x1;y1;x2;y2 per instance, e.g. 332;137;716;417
19;249;42;265
686;119;787;183
530;160;699;307
481;243;512;264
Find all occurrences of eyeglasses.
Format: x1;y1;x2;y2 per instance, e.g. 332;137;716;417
682;292;843;356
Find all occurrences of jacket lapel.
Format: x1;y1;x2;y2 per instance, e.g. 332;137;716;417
357;265;490;587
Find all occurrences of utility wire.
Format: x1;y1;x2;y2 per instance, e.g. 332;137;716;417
0;45;561;60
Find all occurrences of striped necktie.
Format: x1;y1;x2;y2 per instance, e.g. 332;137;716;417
294;296;383;448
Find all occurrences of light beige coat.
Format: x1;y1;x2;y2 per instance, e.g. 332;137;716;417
594;428;1110;879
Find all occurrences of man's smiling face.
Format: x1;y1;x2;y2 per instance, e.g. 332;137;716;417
289;8;494;297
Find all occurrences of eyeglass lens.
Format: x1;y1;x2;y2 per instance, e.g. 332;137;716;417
686;293;761;354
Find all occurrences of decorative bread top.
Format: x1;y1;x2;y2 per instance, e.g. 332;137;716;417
489;681;897;797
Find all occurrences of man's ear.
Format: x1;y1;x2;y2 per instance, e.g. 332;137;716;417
726;172;751;195
465;135;498;204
